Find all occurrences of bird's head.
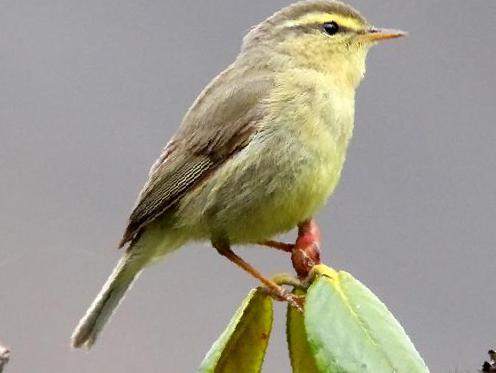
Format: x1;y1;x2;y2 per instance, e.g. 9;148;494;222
241;0;406;88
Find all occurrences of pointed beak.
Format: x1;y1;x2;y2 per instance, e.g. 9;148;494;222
361;28;408;42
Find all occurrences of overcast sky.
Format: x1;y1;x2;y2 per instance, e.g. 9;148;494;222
0;1;495;372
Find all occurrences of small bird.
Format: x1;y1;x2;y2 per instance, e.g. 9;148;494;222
72;0;405;348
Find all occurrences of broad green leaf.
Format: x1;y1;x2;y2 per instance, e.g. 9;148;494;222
287;289;320;373
305;265;429;373
198;289;273;373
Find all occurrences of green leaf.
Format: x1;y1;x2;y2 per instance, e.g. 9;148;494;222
287;289;320;373
304;265;429;373
198;289;273;373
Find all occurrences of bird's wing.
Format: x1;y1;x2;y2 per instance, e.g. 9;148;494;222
119;74;272;247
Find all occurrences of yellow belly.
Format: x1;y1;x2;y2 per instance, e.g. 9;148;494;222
175;71;355;244
174;122;350;244
221;133;346;243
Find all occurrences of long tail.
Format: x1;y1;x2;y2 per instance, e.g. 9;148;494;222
71;251;147;349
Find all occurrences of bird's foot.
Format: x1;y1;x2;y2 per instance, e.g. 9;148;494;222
260;285;305;312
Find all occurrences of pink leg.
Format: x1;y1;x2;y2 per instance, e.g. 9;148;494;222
214;243;304;311
258;240;294;253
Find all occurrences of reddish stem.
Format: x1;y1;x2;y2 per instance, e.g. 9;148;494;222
291;219;321;279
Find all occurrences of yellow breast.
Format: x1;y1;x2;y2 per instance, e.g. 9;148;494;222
175;69;357;244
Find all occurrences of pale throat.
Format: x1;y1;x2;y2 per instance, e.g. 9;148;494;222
326;48;368;91
321;49;367;149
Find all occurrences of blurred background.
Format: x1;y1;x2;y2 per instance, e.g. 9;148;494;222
0;1;495;372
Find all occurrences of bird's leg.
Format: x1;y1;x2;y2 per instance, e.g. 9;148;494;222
258;240;294;253
291;219;321;279
214;242;303;311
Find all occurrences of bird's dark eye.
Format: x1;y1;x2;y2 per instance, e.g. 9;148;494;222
323;21;340;36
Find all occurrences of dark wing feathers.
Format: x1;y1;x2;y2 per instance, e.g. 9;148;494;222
119;154;215;247
119;74;272;247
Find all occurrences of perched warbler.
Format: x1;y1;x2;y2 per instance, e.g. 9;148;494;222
72;0;405;348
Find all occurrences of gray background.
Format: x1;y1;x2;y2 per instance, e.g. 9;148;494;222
0;0;494;372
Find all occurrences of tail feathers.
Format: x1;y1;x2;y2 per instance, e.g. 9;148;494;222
71;253;145;349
